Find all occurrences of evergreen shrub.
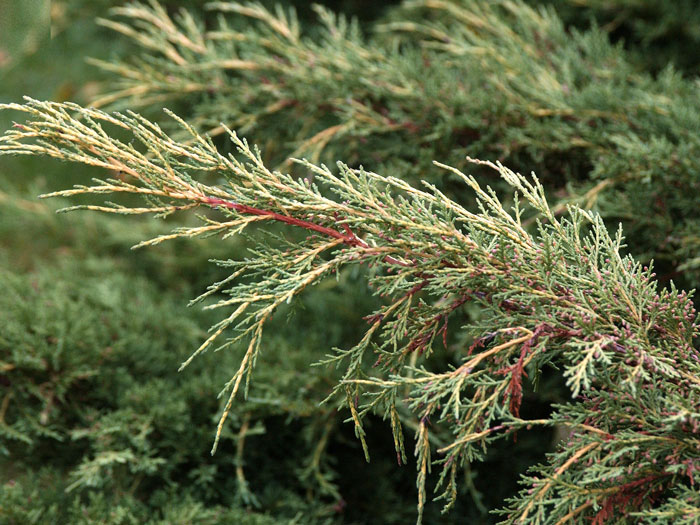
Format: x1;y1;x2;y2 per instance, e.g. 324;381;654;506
1;1;699;523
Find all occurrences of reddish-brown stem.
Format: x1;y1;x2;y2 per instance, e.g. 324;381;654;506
205;197;360;244
204;196;410;266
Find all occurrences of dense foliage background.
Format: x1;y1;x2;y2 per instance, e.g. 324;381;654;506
1;1;699;523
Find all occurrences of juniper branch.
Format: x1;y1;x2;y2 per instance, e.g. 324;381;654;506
87;0;700;293
2;99;699;522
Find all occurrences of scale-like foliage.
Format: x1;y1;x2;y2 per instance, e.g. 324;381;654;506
2;97;699;522
79;0;700;296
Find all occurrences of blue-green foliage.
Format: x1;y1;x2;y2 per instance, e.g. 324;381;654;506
2;1;700;523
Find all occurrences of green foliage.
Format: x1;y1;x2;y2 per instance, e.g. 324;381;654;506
2;1;700;523
0;0;49;70
0;256;342;523
84;0;700;293
0;198;473;524
527;0;700;74
0;469;289;524
3;94;700;522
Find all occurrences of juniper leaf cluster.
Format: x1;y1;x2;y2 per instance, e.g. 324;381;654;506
2;94;700;522
82;0;700;296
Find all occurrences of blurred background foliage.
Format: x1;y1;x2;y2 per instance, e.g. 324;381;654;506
1;1;698;523
0;0;49;69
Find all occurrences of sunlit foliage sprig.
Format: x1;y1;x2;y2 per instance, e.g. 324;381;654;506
2;98;699;522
